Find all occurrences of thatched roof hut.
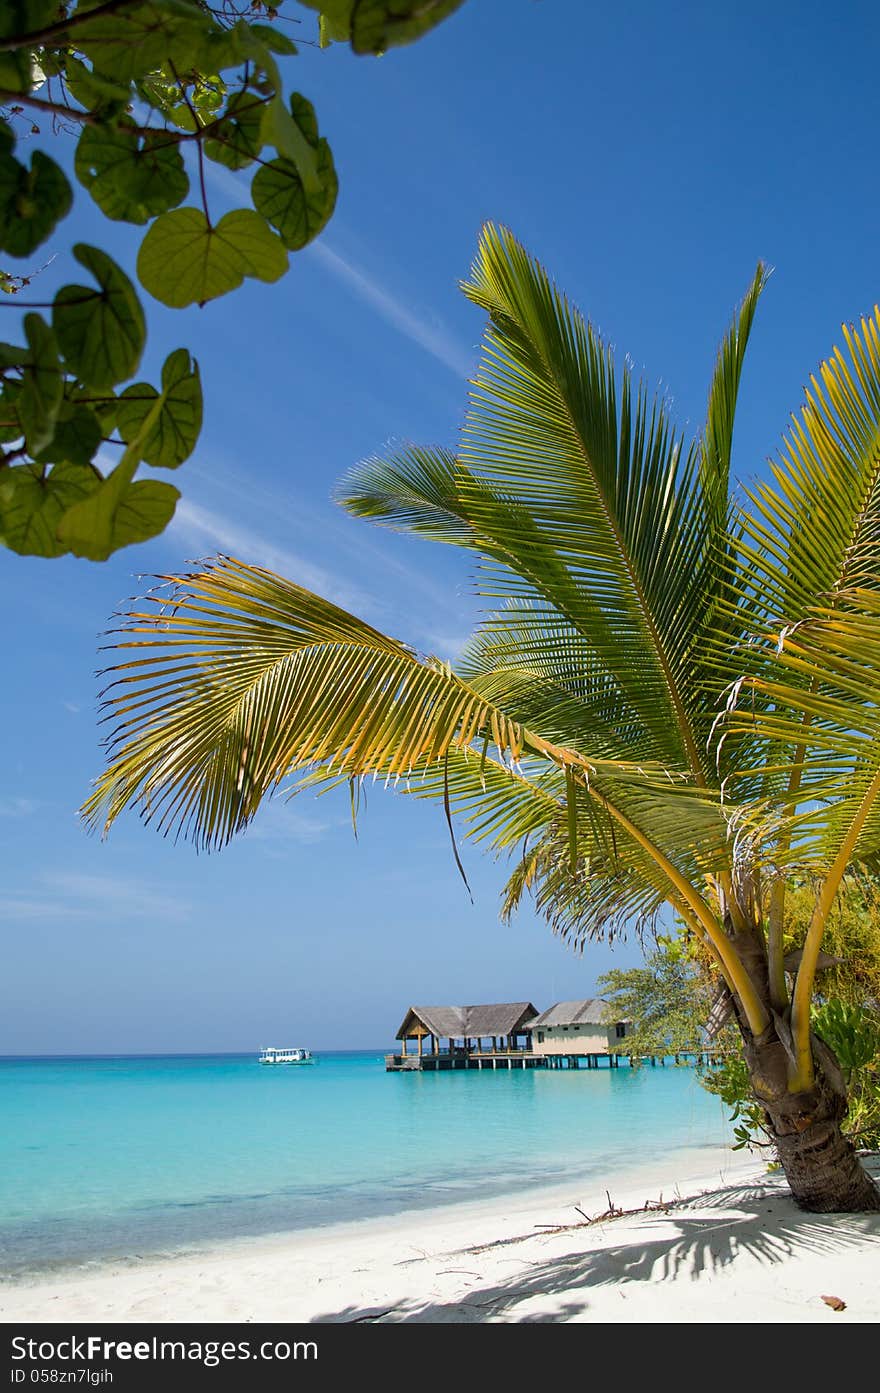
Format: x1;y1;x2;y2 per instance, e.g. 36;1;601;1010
528;999;612;1029
396;1002;538;1042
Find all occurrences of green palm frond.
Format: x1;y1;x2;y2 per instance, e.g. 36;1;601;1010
341;229;766;781
337;445;476;545
83;555;672;850
715;307;880;814
401;744;731;871
734;306;880;631
723;589;880;871
457;607;659;763
701;262;769;540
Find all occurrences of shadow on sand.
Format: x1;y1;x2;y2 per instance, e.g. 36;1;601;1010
311;1159;880;1323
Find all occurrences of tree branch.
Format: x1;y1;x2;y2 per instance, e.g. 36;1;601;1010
0;89;109;126
0;0;143;53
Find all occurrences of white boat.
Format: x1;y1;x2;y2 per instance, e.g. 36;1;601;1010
258;1046;315;1065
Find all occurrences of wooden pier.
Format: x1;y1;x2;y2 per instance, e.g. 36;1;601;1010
385;1048;723;1072
387;1000;726;1074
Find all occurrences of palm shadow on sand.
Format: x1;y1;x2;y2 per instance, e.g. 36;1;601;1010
311;1161;880;1323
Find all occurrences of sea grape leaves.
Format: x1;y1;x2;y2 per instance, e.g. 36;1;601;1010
56;467;181;560
137;208;287;308
0;0;468;561
19;314;62;456
75;1;214;88
0;127;73;260
297;0;466;53
52;245;146;389
34;403;103;469
117;349;203;469
0;460;100;557
252;96;337;250
75;124;189;224
204;91;265;171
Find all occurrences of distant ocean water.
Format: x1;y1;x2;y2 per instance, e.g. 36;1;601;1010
0;1052;734;1275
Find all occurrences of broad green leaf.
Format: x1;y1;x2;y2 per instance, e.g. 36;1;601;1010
85;393;120;436
117;349;203;468
0;0;57;36
135;73;199;131
77;0;215;86
251;144;337;250
351;0;465;54
137;207;287;308
75;123;189;224
0;53;32;96
58;367;181;557
299;0;352;40
0;2;56;87
289;92;320;149
34;403;103;468
0;146;72;259
263;94;320;193
112;479;181;550
56;463;179;560
0;461;99;558
0;340;28;369
19;314;62;456
248;23;298;56
63;55;131;110
204;90;266;171
53;244;145;389
199;17;252;73
319;12;354;46
0;378;22;442
219;209;288;283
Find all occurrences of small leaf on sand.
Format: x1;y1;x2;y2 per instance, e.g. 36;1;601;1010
820;1294;846;1311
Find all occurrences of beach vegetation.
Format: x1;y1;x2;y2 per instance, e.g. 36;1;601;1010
0;0;464;559
595;936;726;1060
83;225;880;1212
703;999;880;1154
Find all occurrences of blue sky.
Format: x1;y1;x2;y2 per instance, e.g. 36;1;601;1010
2;0;878;1052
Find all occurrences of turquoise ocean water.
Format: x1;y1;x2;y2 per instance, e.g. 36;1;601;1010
0;1052;734;1275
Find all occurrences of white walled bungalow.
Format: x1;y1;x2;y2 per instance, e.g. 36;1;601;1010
529;1000;630;1056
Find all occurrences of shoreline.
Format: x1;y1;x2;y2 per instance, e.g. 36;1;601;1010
3;1147;878;1323
0;1135;739;1281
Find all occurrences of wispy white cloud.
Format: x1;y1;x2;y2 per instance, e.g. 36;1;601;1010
0;871;189;924
0;898;73;921
198;157;474;378
168;499;376;616
188;460;462;613
246;802;336;848
306;242;474;378
0;797;40;819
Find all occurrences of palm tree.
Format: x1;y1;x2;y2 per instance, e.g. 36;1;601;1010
84;225;880;1212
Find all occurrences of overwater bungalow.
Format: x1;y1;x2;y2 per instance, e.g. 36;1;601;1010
386;997;721;1072
387;1002;538;1071
386;998;639;1072
529;999;631;1056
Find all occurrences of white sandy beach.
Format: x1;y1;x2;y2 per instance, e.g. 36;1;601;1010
2;1149;878;1324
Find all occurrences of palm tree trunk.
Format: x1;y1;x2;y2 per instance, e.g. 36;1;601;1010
741;1030;880;1212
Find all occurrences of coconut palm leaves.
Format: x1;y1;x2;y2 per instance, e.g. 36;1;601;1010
86;226;880;1093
